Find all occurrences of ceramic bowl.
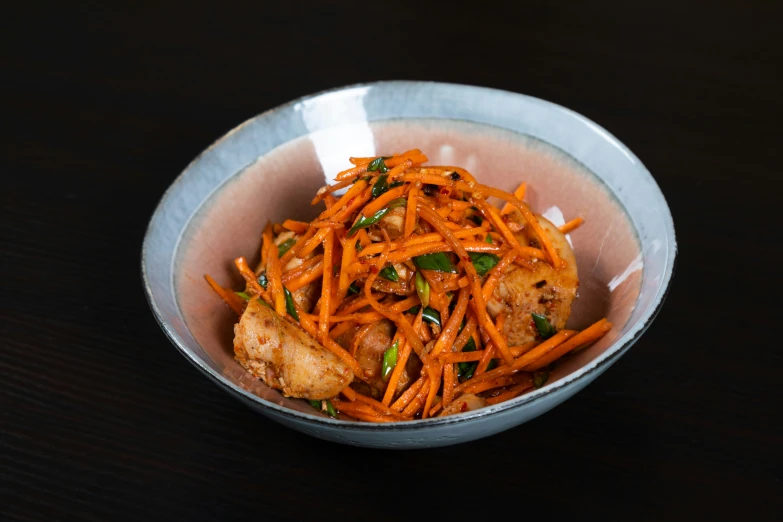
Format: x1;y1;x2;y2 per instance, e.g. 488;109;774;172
142;81;676;449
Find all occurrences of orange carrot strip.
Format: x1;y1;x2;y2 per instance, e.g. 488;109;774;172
280;227;316;265
403;377;433;417
422;362;444;419
484;379;535;405
452;314;478;352
387;153;427;168
261;221;274;268
431;285;471;357
382;311;423;406
234;256;265;295
510;341;539;358
460;375;520;396
335;163;371;181
352;392;408;420
322;334;365;381
298;228;330;259
318;230;334;343
559;217;585;234
500;182;527;215
404;183;419;237
329;320;356;340
282;219;310;234
318;179;368;220
281;253;323;278
523;319;612;371
392;376;426;412
475;313;506;375
341;386;357;401
384;158;413;182
265;243;286;316
204;274;245;315
361;184;409;217
334;186;373;222
311;178;356;205
442;363;455;408
439;351;485;363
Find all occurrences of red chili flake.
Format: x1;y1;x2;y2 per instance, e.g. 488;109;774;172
460;402;468;412
369;265;379;274
439;187;450;196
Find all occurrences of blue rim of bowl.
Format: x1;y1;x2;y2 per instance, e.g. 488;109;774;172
141;80;677;431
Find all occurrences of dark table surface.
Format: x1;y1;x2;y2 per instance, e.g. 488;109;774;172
2;2;781;520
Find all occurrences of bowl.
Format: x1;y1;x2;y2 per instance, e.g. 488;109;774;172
142;81;676;449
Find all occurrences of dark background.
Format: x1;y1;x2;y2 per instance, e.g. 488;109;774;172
2;2;781;521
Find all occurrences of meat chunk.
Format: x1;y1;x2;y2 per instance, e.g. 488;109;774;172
487;212;579;345
338;319;421;399
234;299;353;399
439;394;489;417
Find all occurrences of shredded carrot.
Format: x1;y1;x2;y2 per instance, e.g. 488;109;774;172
484;379;534;405
282;219;310;234
361;184;408;217
523;319;612;371
559;217;585;234
204;274;246;315
442;363;455;408
317;230;334;343
501;182;527;215
440;351;485;364
215;149;613;423
392;376;426;412
329;320;356;340
311;178;356;205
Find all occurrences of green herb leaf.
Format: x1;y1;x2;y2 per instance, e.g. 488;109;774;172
413;252;458;273
359;175;372;181
406;305;421;314
257;273;269;290
532;313;555;339
381;340;399;382
470;214;483;226
348;282;361;295
347;208;390;237
379;264;399;282
415;271;430;308
421;307;441;327
469;252;500;277
486;359;499;371
355;240;363;252
485;234;493;244
371;173;390;198
325;400;338;418
235;291;251;300
387;197;408;209
533;368;550;388
277;238;296;257
367;156;390;173
388;181;404;189
284;287;299;322
457;337;478;381
308;399;322;410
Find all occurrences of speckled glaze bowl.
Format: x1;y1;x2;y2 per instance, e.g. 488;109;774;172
142;81;676;449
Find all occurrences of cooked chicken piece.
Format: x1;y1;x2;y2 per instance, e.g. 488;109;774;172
336;319;421;399
376;206;406;239
439;393;489;417
487;212;578;345
234;299;353;399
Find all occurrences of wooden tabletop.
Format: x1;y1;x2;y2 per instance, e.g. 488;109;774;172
3;2;780;520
